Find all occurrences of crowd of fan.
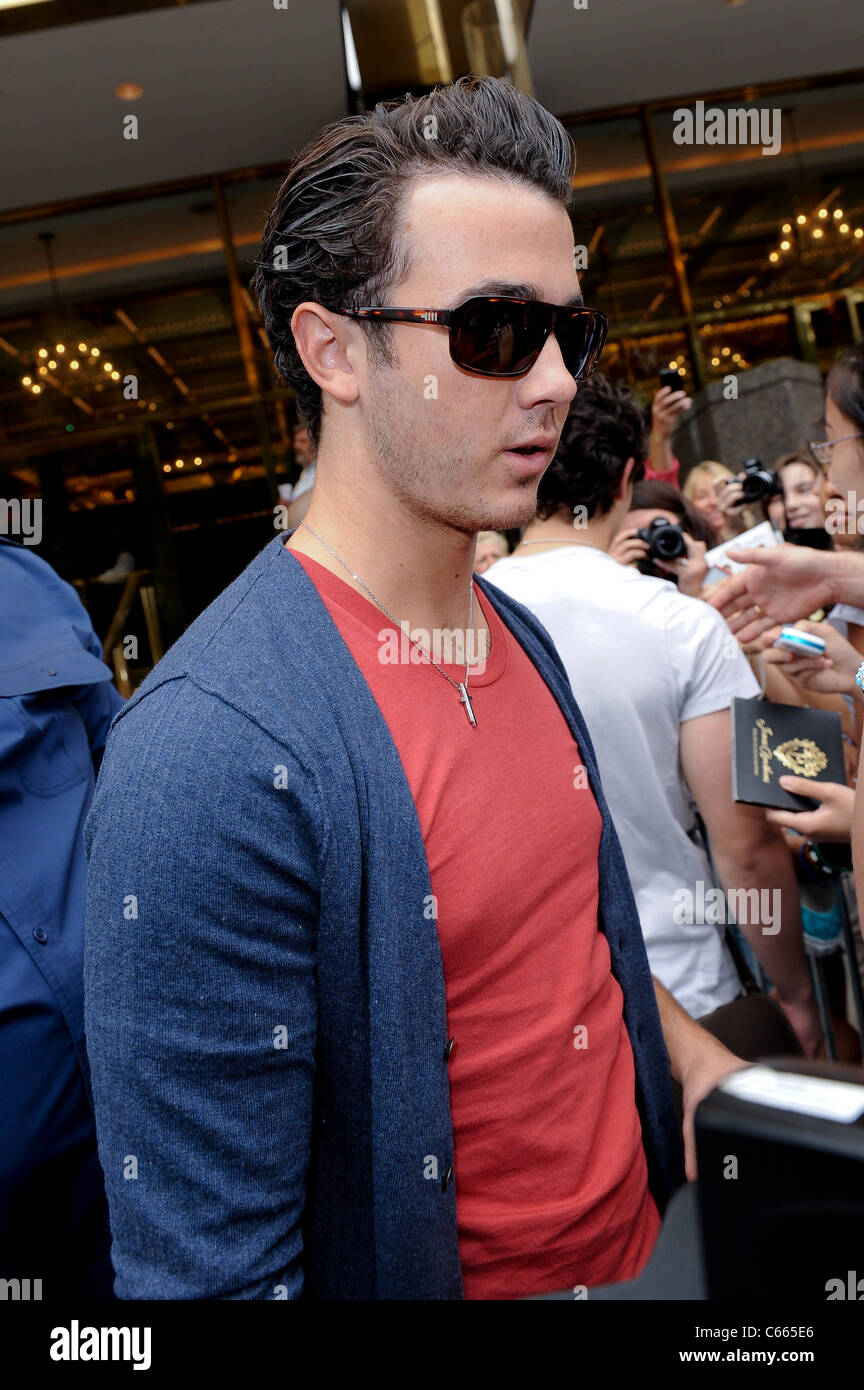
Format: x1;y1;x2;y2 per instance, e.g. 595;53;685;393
477;341;864;1066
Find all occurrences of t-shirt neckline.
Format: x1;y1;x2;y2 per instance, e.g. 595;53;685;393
282;542;509;688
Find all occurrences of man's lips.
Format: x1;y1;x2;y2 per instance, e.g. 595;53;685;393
502;438;557;468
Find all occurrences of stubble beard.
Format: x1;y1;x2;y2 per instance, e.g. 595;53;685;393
365;382;542;537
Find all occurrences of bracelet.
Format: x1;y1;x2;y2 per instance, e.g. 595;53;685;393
798;841;834;882
856;660;864;693
811;840;853;874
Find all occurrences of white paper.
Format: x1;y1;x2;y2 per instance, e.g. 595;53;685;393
719;1065;864;1123
705;520;783;577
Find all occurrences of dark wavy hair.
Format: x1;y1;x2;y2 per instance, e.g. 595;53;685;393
250;76;576;450
537;375;647;521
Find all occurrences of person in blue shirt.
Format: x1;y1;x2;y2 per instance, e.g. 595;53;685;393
0;534;123;1298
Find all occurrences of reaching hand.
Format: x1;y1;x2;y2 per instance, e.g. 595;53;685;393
707;543;837;643
760;619;861;696
651;386;692;441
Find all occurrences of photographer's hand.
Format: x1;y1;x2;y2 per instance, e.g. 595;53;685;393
655;533;708;597
649;388;691;480
609;527;649;568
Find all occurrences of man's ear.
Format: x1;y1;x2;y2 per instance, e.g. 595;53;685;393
290;302;360;410
617;456;637;501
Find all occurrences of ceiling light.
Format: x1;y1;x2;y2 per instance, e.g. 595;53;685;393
781;223;792;234
796;214;807;225
833;208;844;219
780;240;790;251
840;224;850;234
341;7;362;93
114;82;144;101
813;227;824;238
855;228;864;239
818;208;829;219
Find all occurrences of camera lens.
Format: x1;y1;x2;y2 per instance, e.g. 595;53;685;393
740;473;763;502
646;518;686;560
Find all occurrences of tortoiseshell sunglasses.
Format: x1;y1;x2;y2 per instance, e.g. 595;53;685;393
334;296;608;380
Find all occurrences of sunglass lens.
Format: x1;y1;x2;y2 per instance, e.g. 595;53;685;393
560;311;607;380
451;298;545;376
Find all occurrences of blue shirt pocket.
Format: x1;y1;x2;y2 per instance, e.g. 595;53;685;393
5;687;100;797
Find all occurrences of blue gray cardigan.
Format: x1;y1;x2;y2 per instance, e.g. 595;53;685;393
83;533;684;1300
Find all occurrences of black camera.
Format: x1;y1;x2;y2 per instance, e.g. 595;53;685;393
635;516;687;561
732;456;783;505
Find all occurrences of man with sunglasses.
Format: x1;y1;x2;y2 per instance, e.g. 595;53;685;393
85;75;745;1301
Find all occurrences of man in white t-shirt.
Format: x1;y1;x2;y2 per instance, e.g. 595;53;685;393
484;377;821;1054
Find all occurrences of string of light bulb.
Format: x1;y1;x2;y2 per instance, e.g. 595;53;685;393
768;205;863;266
21;232;126;402
22;341;121;396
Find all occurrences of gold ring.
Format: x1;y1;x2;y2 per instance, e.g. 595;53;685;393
753;603;762;616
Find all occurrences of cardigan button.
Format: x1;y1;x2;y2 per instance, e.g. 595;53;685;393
441;1163;454;1192
33;927;48;944
443;1037;456;1062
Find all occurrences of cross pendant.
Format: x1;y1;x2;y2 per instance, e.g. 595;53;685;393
458;682;478;728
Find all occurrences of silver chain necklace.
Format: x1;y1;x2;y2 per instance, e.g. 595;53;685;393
299;519;481;727
517;537;596;547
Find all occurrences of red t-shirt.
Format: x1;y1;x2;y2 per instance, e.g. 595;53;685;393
291;549;660;1299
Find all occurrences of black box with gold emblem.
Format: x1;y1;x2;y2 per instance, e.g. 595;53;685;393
731;696;846;811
